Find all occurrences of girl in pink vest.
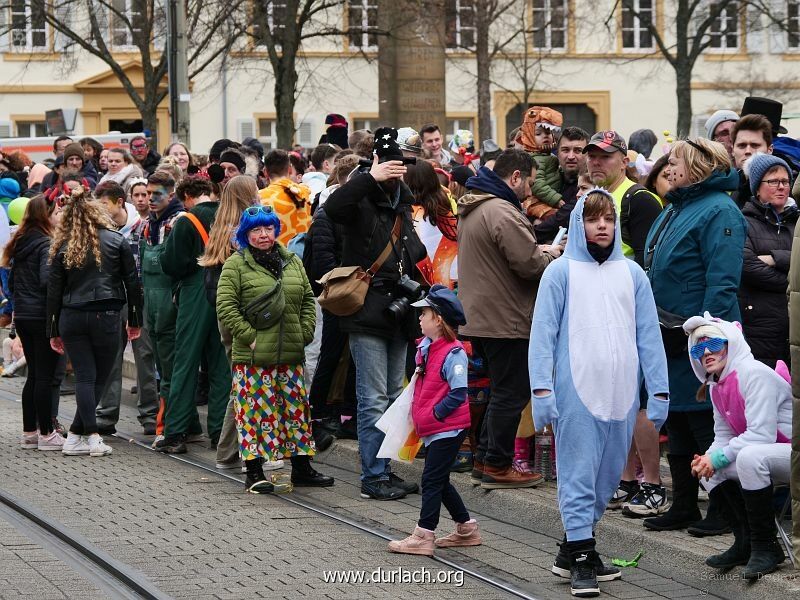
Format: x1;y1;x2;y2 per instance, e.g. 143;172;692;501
388;284;480;556
685;313;791;581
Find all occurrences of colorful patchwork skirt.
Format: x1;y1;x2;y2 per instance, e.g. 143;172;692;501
232;363;316;461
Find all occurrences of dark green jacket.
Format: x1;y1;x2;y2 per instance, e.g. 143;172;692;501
645;168;746;410
216;244;315;366
161;201;218;283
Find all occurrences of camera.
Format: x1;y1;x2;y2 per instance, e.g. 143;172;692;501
385;275;424;321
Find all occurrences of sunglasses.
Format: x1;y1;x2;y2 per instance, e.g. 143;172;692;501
690;337;727;360
245;205;274;217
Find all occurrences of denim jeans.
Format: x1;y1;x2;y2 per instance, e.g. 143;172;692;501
349;332;408;481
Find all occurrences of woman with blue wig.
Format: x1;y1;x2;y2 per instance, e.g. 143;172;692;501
216;205;333;492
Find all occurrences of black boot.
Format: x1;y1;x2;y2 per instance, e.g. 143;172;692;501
566;539;600;597
705;481;750;569
290;455;334;487
245;458;274;494
742;484;785;580
643;454;701;531
312;418;337;452
688;490;732;537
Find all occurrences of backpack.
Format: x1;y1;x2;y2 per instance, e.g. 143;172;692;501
619;184;659;247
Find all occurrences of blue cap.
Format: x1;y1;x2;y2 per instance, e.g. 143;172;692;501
411;284;467;327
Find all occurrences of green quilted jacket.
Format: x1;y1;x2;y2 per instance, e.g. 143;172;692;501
216;244;315;366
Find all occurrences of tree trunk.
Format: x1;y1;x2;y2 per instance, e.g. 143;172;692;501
675;64;693;138
275;57;298;150
475;1;492;143
141;103;160;150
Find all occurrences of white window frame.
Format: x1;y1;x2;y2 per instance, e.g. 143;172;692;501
257;118;278;150
446;0;476;50
109;0;145;50
347;0;377;50
531;0;567;51
621;0;655;50
789;0;800;49
9;0;50;51
707;0;740;51
253;0;286;47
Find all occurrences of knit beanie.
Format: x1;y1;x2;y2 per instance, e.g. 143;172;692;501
209;138;236;162
743;152;792;196
62;142;85;165
0;176;21;199
689;324;726;348
325;114;349;149
704;110;739;139
218;149;246;172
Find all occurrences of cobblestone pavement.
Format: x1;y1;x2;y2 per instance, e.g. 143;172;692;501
1;374;798;599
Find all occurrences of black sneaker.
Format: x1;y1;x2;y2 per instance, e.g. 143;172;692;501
313;426;335;453
608;479;639;510
245;472;274;494
360;479;407;501
154;434;187;454
552;542;621;582
570;550;600;597
388;473;419;495
622;482;669;517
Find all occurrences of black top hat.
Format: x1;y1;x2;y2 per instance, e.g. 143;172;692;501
740;97;788;135
372;127;404;163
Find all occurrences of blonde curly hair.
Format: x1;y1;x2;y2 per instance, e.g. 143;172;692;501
49;186;114;269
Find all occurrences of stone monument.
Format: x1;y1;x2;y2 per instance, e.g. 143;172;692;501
377;0;447;130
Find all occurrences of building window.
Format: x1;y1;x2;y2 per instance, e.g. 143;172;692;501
109;0;144;48
348;0;378;50
789;0;800;48
532;0;567;50
621;0;654;49
445;117;475;142
352;118;375;131
10;0;49;51
16;121;47;137
446;0;476;49
253;0;287;46
258;118;278;150
708;1;739;50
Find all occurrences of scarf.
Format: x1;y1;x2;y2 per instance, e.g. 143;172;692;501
250;245;282;280
587;241;614;265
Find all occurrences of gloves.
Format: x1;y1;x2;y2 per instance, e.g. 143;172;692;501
532;391;558;430
647;396;669;432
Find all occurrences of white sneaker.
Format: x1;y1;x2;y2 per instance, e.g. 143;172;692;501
38;431;66;451
21;431;38;449
87;434;113;457
62;433;90;456
263;459;284;471
2;361;17;377
152;434;165;449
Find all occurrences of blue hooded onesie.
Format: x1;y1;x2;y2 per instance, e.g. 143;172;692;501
528;191;670;541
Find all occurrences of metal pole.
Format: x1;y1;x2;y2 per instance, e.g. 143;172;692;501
167;0;191;146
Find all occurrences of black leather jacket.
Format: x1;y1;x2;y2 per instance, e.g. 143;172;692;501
46;228;143;337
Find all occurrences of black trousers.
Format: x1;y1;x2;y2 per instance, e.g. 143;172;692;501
666;410;715;456
471;337;531;468
16;318;65;434
419;430;470;530
309;309;356;419
59;308;121;436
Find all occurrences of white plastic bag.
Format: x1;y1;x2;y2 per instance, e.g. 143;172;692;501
376;373;422;463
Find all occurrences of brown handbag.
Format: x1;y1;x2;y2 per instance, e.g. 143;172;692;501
317;215;402;317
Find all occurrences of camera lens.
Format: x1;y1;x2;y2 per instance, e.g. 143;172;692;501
385;297;410;321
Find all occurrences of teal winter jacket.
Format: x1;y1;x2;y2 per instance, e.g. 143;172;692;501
645;168;746;411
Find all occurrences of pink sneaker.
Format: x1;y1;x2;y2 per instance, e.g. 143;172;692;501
20;432;38;449
38;431;66;451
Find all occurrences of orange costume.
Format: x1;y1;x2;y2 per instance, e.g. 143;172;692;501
258;178;312;246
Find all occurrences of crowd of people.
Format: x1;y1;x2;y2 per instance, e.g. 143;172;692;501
1;97;799;597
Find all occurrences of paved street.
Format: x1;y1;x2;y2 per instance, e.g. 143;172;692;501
0;374;798;599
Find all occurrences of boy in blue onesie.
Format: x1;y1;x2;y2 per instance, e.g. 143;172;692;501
529;189;670;597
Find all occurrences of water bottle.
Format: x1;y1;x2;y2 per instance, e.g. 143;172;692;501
533;426;556;481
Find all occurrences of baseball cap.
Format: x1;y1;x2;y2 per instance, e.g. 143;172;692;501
411;284;467;328
583;131;627;154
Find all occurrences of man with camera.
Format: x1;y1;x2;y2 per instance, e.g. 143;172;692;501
458;149;561;489
325;128;427;501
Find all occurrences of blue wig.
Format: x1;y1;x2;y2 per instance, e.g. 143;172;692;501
235;206;282;249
